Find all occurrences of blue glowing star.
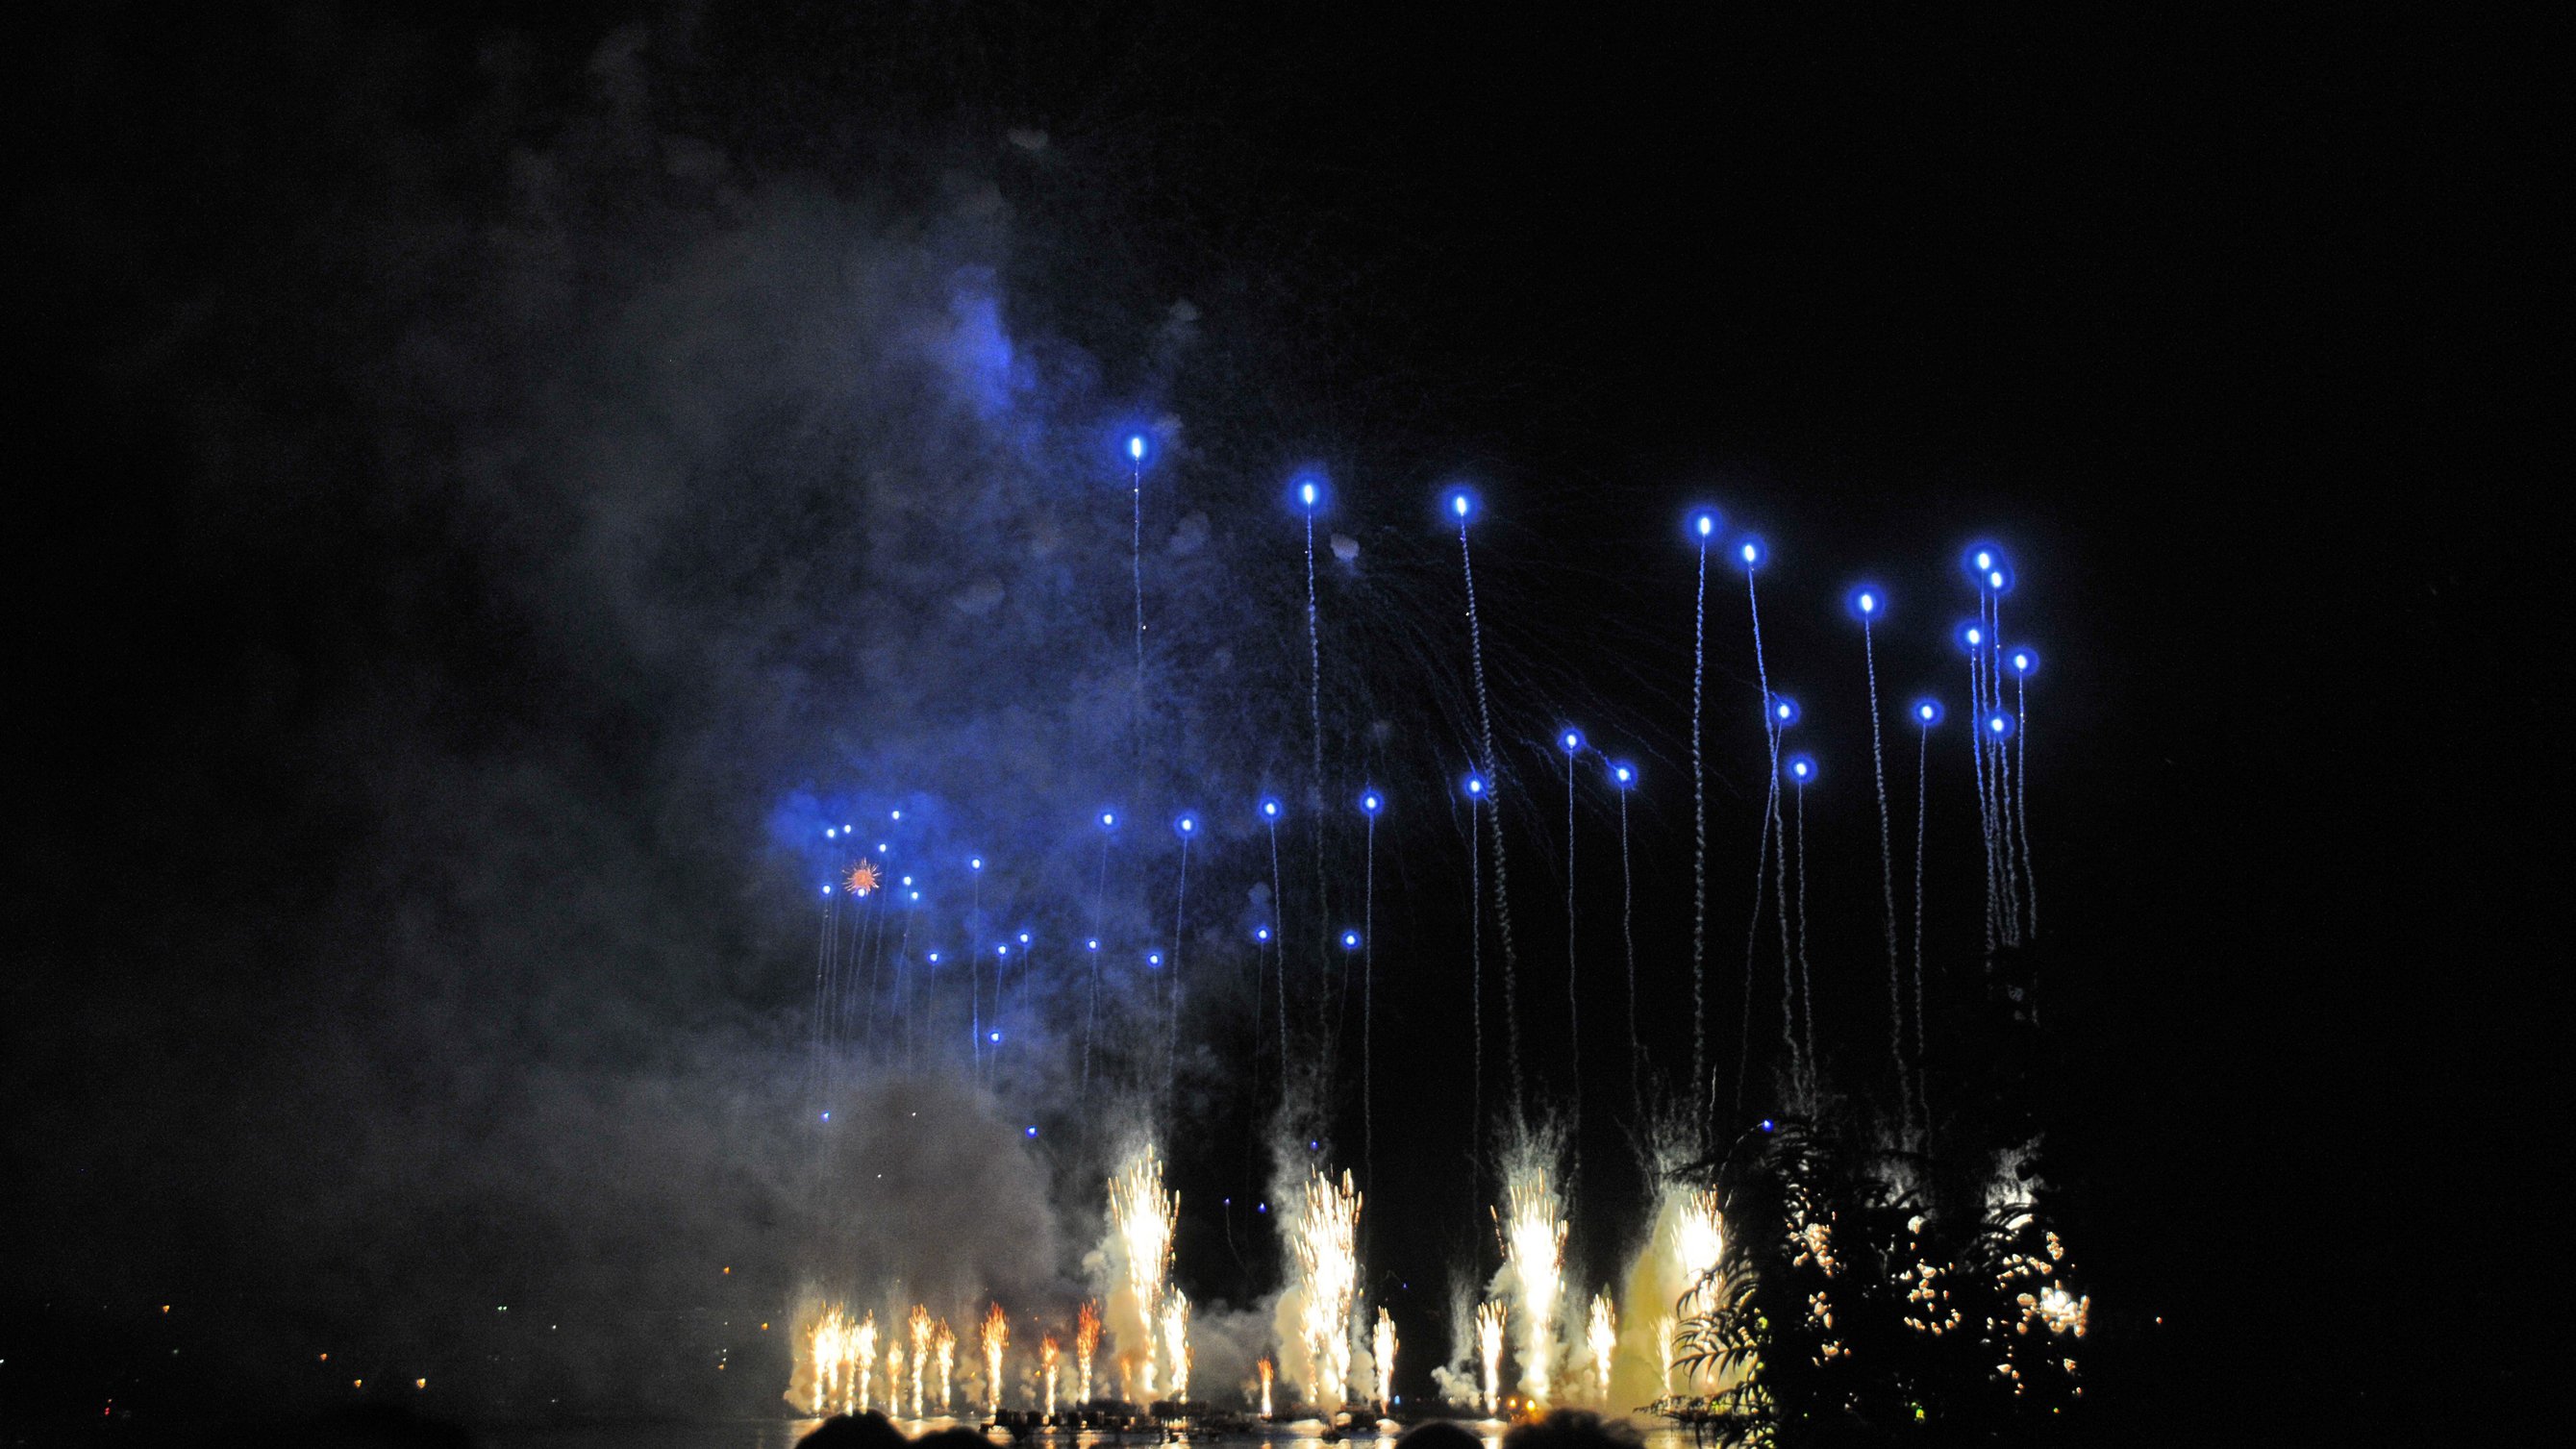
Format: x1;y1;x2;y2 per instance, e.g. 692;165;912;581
1770;694;1801;727
927;952;940;964
908;890;919;901
969;855;985;871
1758;1118;1776;1134
1612;761;1636;786
988;1031;1002;1043
1175;812;1198;836
1985;711;2017;739
1913;698;1945;726
902;875;913;887
1464;774;1487;797
1255;926;1272;943
1100;810;1117;829
820;885;833;896
1788;754;1816;783
1688;508;1720;540
1738;536;1767;569
1446;487;1476;521
996;945;1009;958
1147;951;1163;967
1294;476;1323;512
1341;930;1362;949
843;824;852;833
1560;728;1584;754
1361;789;1383;815
1848;584;1885;621
2009;645;2041;677
876;842;888;854
1956;621;1987;654
1260;797;1283;821
825;827;837;839
1985;565;2015;594
889;809;902;821
1128;434;1147;463
1018;931;1032;944
1025;1126;1039;1138
1963;543;2007;579
1087;938;1100;951
821;1111;831;1122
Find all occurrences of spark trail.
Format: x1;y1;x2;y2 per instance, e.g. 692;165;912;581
1859;597;1907;1136
1303;498;1332;1055
1690;523;1711;1110
1743;544;1802;1099
1614;763;1640;1121
2013;660;2039;937
1563;733;1582;1126
1456;498;1525;1122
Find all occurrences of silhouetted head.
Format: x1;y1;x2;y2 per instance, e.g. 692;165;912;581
914;1428;1000;1449
1395;1420;1485;1449
796;1412;907;1449
1500;1410;1643;1449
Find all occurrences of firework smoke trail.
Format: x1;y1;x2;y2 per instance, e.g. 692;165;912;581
981;1304;1009;1415
1086;830;1111;1104
1734;792;1771;1117
1075;1301;1100;1406
1457;505;1525;1121
1563;744;1581;1125
1689;531;1711;1111
1040;1335;1060;1416
968;870;986;1075
2015;667;2039;936
1793;773;1817;1094
1163;1290;1191;1402
1912;714;1934;1137
1475;1302;1506;1416
1468;788;1485;1197
1303;505;1332;1047
1988;596;2023;937
1617;775;1640;1122
1289;1168;1362;1413
1168;834;1191;1100
1266;816;1288;1065
1861;608;1907;1134
1743;550;1804;1099
1965;625;1998;955
1130;444;1145;763
1363;803;1378;1189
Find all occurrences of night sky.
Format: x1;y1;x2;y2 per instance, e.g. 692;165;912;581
5;3;2553;1442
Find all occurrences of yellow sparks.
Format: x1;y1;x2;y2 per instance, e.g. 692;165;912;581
1497;1162;1567;1408
933;1319;956;1412
1475;1301;1507;1416
1075;1300;1100;1405
1161;1290;1191;1402
1373;1307;1397;1413
908;1305;933;1417
1040;1334;1061;1416
1290;1168;1362;1412
1586;1293;1614;1405
1257;1357;1275;1418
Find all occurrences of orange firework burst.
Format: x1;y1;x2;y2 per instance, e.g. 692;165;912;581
845;859;882;896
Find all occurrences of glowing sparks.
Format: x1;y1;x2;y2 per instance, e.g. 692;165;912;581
1475;1301;1507;1416
1106;1144;1177;1399
1497;1162;1567;1408
1257;1357;1275;1418
844;859;882;896
1161;1289;1191;1402
981;1304;1009;1415
1289;1168;1363;1412
934;1318;956;1412
1374;1307;1397;1412
887;1342;906;1418
1586;1293;1614;1406
1040;1334;1061;1416
1075;1301;1100;1405
908;1306;933;1417
798;1305;876;1414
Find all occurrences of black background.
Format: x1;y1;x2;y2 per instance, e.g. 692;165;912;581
5;2;2557;1441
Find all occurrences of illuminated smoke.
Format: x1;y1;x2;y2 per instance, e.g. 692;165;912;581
1495;1155;1567;1408
934;1318;957;1412
1257;1357;1275;1418
887;1343;906;1419
1163;1289;1192;1402
1373;1307;1397;1413
1475;1301;1506;1416
1284;1167;1362;1413
1586;1293;1614;1406
982;1303;1010;1415
1103;1144;1176;1400
794;1304;875;1414
1614;1180;1726;1406
1076;1300;1101;1404
1040;1334;1061;1416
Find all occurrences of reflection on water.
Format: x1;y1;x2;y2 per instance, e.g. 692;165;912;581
486;1421;1705;1449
